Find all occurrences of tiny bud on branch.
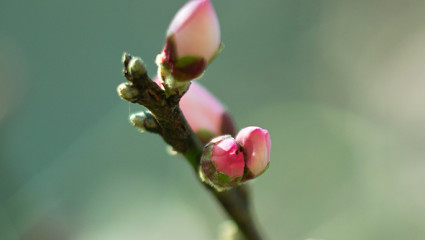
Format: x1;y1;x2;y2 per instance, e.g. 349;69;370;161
130;111;160;133
117;83;139;102
128;57;147;77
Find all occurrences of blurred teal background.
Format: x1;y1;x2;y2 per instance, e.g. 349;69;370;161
1;0;425;239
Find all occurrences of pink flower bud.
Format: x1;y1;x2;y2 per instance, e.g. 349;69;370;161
200;135;245;190
168;0;220;62
236;127;271;178
158;0;221;81
180;82;236;141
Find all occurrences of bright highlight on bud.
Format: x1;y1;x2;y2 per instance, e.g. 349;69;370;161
200;135;245;191
128;57;147;77
158;0;221;82
180;82;235;141
129;111;159;132
117;83;139;102
129;112;148;132
236;127;271;179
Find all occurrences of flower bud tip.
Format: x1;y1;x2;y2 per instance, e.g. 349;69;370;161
236;127;271;178
158;0;221;82
128;57;147;77
167;0;220;62
117;83;139;102
129;112;147;132
121;52;131;67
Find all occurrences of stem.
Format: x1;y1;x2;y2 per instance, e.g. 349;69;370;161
214;187;263;240
119;53;263;240
184;143;263;240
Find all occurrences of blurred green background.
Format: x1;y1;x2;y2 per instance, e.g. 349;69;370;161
1;0;425;239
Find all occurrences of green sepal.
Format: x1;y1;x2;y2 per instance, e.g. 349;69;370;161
196;129;217;144
207;43;224;65
217;172;232;184
175;55;204;68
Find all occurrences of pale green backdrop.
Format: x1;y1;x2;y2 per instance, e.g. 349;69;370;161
1;0;425;239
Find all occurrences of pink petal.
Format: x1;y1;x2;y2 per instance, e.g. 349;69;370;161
236;127;271;176
211;137;245;178
180;81;226;135
167;0;220;61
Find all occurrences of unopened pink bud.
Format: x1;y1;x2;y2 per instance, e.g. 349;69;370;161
168;0;220;62
200;135;245;190
180;82;236;141
159;0;221;81
236;127;271;178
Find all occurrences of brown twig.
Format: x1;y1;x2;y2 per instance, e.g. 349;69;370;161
118;53;263;240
